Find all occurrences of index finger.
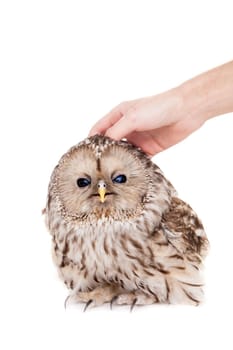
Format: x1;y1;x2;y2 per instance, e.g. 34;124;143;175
89;107;124;136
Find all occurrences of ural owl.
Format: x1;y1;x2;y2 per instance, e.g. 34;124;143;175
44;135;209;309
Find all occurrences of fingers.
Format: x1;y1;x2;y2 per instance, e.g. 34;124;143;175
89;110;122;136
105;113;137;140
89;104;126;136
126;131;165;155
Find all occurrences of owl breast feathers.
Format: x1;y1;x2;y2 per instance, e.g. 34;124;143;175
45;135;209;309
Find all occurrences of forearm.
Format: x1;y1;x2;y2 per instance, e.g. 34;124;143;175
179;61;233;124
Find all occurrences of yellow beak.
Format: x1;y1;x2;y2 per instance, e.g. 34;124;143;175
98;187;106;203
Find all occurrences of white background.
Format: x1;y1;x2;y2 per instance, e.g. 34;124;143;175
0;1;232;349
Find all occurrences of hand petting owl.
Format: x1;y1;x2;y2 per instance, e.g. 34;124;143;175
44;135;209;310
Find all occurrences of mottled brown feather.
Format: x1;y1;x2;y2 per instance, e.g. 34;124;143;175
45;135;209;308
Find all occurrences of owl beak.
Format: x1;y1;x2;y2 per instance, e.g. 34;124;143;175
98;182;107;203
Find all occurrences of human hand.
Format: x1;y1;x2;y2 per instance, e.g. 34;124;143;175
89;87;205;156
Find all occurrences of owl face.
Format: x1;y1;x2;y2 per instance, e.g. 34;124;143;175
54;137;150;221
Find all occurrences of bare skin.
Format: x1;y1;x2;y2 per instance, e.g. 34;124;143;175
89;61;233;156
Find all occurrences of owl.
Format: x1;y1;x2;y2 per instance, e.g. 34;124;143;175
44;135;209;310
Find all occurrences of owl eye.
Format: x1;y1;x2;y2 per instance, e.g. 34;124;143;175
112;174;127;184
77;178;91;188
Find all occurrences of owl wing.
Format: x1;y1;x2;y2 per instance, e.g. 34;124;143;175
161;197;209;261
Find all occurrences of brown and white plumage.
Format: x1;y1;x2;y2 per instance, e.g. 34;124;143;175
45;135;209;308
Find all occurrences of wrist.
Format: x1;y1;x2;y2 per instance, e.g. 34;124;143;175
177;79;211;126
178;61;233;125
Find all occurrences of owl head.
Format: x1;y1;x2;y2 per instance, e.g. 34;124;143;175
49;135;170;223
